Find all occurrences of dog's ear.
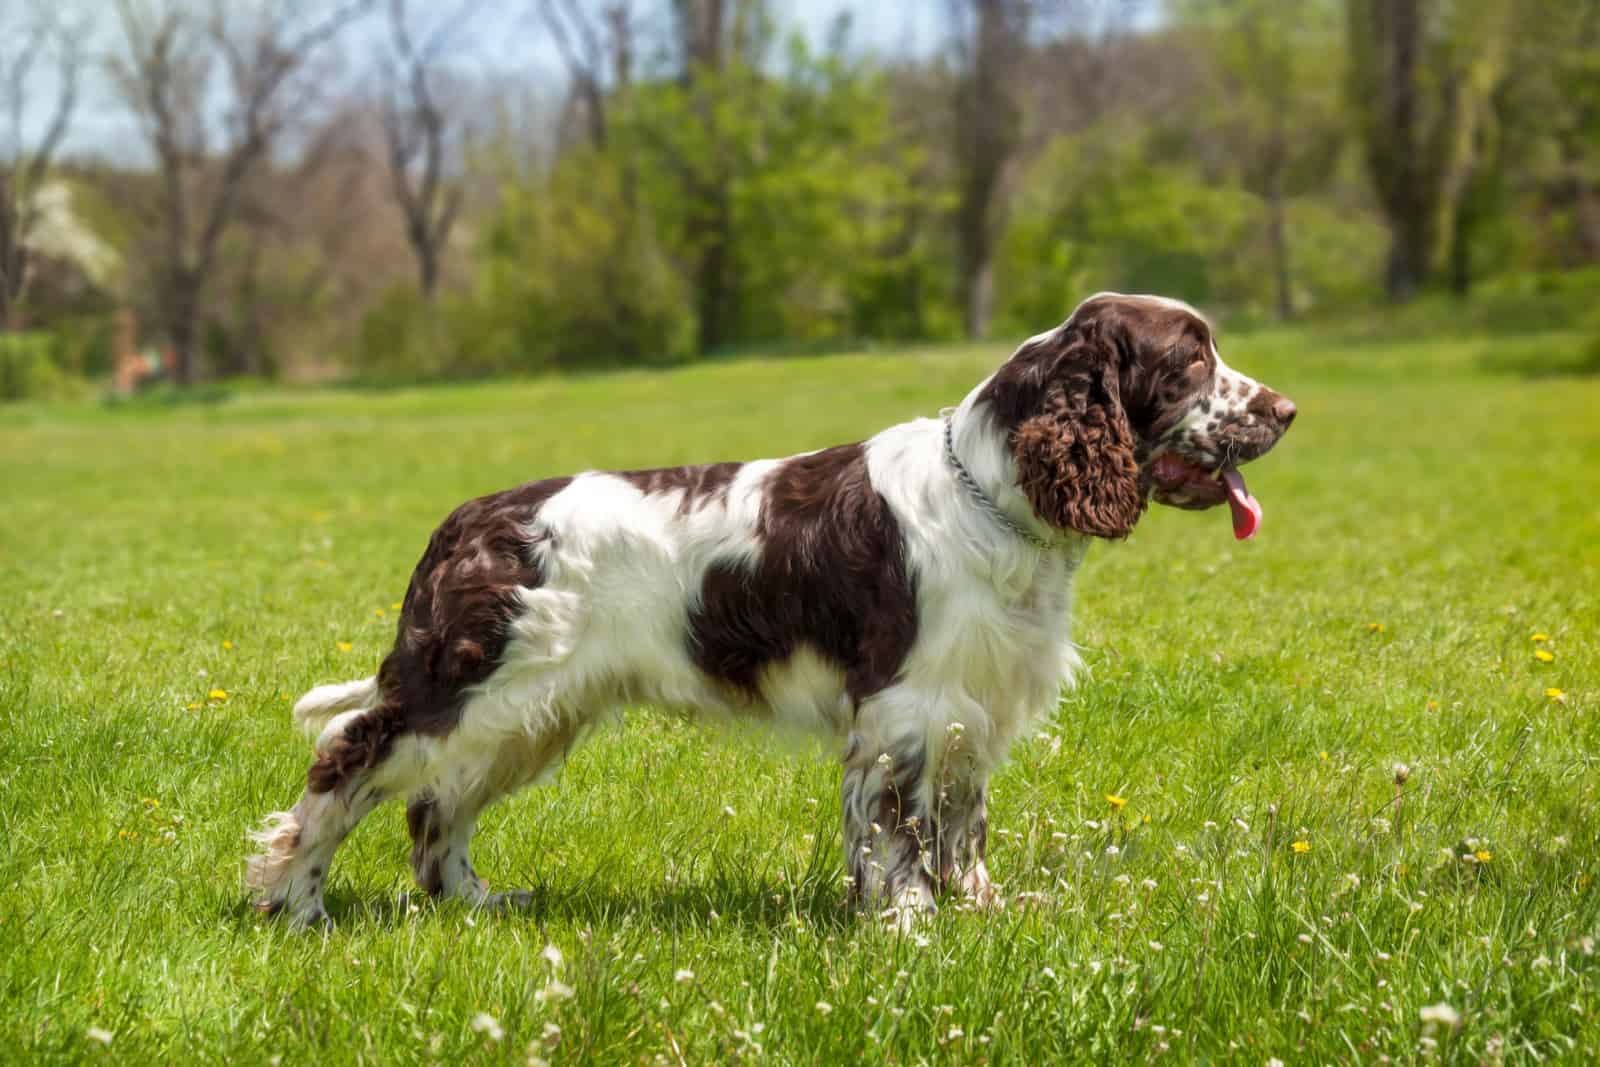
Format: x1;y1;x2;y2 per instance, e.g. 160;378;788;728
1009;342;1144;540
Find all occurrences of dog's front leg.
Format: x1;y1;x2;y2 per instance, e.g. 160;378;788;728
934;774;1000;909
841;738;938;925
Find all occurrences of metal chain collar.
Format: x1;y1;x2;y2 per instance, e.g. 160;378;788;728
941;411;1063;552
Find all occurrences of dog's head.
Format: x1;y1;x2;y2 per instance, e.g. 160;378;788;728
978;292;1295;540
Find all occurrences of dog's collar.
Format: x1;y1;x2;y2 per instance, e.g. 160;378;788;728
941;411;1066;552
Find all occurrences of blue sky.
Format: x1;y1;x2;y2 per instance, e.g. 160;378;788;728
24;1;946;163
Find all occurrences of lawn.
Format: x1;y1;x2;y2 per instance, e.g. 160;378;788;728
1;316;1597;1064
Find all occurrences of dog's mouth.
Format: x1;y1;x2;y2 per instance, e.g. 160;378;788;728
1147;453;1262;541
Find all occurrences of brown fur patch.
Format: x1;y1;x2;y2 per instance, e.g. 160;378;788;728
305;478;572;794
688;445;917;705
618;462;742;513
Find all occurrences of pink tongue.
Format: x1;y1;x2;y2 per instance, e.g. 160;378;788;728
1221;469;1262;541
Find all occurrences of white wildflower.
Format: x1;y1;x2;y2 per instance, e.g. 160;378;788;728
86;1027;114;1046
1419;1002;1460;1027
815;1001;833;1016
471;1012;505;1042
540;944;563;970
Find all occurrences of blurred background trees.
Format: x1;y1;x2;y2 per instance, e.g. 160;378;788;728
1;0;1597;391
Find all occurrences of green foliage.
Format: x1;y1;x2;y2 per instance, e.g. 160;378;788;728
0;332;86;402
461;153;696;374
994;132;1263;329
631;43;948;346
347;283;454;381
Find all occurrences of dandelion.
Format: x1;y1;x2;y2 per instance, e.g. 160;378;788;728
1393;762;1410;785
186;702;202;710
674;968;695;984
86;1027;113;1046
222;640;234;650
1291;840;1311;854
470;1012;504;1042
1546;688;1567;704
1475;849;1492;862
391;601;403;611
1535;649;1554;663
1318;750;1329;761
337;641;353;653
1425;699;1440;711
208;688;228;702
373;609;385;619
815;1001;833;1016
1419;1002;1460;1028
1531;633;1550;643
1105;793;1127;809
1365;622;1386;633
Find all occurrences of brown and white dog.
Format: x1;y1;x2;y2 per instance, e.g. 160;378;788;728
247;292;1295;928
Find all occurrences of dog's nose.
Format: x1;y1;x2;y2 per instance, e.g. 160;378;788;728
1272;397;1297;427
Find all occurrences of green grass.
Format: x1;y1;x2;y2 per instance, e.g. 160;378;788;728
1;320;1597;1065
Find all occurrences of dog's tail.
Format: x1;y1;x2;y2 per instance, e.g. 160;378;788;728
292;676;379;738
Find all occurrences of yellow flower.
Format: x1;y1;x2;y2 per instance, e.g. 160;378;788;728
337;641;353;653
222;640;234;650
1426;699;1440;711
1106;793;1128;809
1141;814;1152;825
1291;840;1311;854
1475;850;1492;862
1365;622;1386;633
207;688;228;701
373;609;386;618
1531;633;1550;643
186;702;202;711
391;601;403;611
1534;650;1554;663
1318;750;1329;762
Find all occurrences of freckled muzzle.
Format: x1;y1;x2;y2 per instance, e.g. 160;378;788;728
1147;388;1296;540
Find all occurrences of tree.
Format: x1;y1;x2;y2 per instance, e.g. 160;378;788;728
947;0;1028;339
1345;0;1512;300
1197;0;1343;318
541;0;636;154
0;1;80;331
109;0;368;383
379;0;478;299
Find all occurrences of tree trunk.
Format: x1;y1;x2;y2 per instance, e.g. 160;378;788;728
953;0;1021;339
164;271;200;385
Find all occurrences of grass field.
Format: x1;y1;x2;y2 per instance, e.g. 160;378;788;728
2;316;1598;1064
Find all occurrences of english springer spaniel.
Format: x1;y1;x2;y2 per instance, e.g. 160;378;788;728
248;292;1296;928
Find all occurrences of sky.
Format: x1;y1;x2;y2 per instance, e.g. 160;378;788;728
11;0;947;165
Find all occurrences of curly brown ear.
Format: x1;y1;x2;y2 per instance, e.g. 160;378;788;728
1011;366;1144;539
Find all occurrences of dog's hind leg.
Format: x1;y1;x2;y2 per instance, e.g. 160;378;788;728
246;704;423;928
404;714;583;911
